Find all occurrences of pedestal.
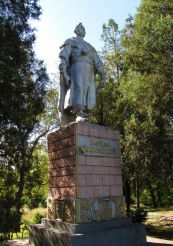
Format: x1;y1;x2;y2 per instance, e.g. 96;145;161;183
29;122;146;245
47;122;125;223
29;218;146;246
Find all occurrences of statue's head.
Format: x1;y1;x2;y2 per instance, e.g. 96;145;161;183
74;23;86;38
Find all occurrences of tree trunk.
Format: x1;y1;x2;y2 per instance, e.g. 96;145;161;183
156;184;162;207
136;170;140;210
125;178;131;215
15;164;25;213
146;180;157;208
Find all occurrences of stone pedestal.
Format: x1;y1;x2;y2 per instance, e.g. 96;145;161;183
29;122;146;246
47;122;125;223
29;218;146;246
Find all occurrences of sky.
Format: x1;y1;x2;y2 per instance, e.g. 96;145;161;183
32;0;141;76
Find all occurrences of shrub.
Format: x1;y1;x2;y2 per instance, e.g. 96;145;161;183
130;208;148;223
33;212;45;224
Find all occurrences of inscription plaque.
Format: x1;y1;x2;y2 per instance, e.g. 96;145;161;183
77;135;120;157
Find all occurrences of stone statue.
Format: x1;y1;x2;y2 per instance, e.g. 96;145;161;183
58;23;106;124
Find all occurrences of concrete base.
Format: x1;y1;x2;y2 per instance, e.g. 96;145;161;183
29;218;147;246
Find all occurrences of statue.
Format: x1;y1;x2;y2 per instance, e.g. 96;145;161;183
58;23;106;124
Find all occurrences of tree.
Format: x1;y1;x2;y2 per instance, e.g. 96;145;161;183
119;0;173;208
94;0;173;210
0;0;49;236
93;19;122;127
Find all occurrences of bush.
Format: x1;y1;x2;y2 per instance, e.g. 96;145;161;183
140;189;152;206
130;208;148;224
0;209;21;241
33;212;45;224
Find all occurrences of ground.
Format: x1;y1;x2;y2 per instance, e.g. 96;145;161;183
147;236;173;245
146;209;173;241
1;208;173;246
0;237;172;246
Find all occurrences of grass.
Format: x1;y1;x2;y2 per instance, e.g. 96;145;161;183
12;207;47;239
145;207;173;240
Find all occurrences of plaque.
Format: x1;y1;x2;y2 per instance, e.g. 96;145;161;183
77;135;120;157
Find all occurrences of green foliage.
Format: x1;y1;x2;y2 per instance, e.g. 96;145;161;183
94;0;173;211
33;212;45;224
140;189;152;206
120;0;173;208
23;147;48;209
0;0;49;237
130;208;148;224
92;19;122;127
0;209;21;241
0;208;47;240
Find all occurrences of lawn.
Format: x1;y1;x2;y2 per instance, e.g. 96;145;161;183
11;208;47;239
145;207;173;240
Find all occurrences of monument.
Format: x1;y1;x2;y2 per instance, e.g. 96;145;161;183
29;23;146;246
58;23;106;124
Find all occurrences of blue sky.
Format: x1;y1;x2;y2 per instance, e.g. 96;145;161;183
33;0;141;75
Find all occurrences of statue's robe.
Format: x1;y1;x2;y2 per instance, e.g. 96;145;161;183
59;37;103;113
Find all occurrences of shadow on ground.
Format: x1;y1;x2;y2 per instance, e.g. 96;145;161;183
147;226;173;241
148;243;173;246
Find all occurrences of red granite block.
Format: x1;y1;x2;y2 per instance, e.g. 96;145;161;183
50;187;76;199
48;137;75;152
49;175;76;188
48;169;58;177
110;185;123;196
100;127;108;138
109;167;122;175
47;132;58;143
115;158;121;167
69;123;76;135
49;146;76;160
77;155;86;165
85;156;102;166
77;123;89;135
48;156;76;169
93;126;100;137
78;165;94;175
102;157;121;167
49;166;76;177
78;175;86;187
47;124;76;143
77;123;83;135
78;186;95;198
78;166;121;175
86;175;102;186
115;175;123;185
94;166;121;175
88;124;94;136
94;166;110;175
107;129;120;140
82;124;89;135
103;175;116;186
94;186;110;197
78;165;110;175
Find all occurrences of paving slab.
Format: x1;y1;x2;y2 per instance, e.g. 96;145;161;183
147;236;173;245
2;239;29;246
2;236;173;246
